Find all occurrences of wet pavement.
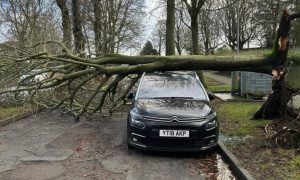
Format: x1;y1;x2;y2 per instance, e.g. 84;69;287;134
214;93;268;102
0;111;235;180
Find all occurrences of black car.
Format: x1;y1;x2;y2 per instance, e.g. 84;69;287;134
127;71;218;152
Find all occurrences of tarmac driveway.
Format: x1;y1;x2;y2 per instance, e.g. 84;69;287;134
0;110;211;180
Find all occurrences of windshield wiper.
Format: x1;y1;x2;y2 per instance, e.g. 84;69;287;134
152;97;194;99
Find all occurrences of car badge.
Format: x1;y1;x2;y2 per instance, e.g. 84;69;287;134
171;116;180;122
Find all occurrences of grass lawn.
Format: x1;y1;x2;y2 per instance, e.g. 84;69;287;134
216;101;269;136
214;100;300;180
207;85;231;92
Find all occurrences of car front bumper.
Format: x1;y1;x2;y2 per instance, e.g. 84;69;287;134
127;119;219;152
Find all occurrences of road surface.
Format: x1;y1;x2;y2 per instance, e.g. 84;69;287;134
0;110;234;180
204;71;231;85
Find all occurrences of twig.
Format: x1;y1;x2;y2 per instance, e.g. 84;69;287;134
272;113;300;139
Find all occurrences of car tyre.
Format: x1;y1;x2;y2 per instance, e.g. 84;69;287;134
127;142;133;149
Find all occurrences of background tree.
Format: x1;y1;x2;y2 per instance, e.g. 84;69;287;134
56;0;72;50
71;0;85;53
151;20;165;55
92;0;145;55
181;0;206;84
182;0;205;55
294;0;300;47
0;0;60;51
219;0;258;50
165;0;175;55
140;41;158;55
175;5;190;55
198;0;221;55
255;0;281;48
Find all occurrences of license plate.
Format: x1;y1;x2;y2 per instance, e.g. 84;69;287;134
159;130;189;138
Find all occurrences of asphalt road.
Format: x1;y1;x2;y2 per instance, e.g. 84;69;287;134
203;71;231;85
0;110;233;180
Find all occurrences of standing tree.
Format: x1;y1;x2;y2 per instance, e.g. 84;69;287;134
198;0;221;55
175;6;190;55
140;41;158;55
92;0;145;55
56;0;72;50
255;0;282;48
182;0;205;55
165;0;175;55
0;0;60;51
181;0;206;84
151;20;166;55
219;0;259;50
72;0;85;53
294;0;300;47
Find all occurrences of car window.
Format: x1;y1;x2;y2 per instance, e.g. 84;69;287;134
137;73;207;100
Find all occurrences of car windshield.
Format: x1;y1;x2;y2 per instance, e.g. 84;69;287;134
137;72;207;100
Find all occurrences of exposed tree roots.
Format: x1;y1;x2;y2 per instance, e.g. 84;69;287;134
265;112;300;149
253;76;295;119
254;75;300;148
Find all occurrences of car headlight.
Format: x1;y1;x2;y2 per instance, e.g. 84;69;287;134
130;111;146;129
206;111;217;120
205;112;217;131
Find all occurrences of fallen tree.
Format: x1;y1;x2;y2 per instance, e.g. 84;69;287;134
0;45;273;116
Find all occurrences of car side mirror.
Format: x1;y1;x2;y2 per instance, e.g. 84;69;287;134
127;92;135;100
208;92;215;101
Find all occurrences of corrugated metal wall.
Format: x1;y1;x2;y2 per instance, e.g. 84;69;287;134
232;71;272;97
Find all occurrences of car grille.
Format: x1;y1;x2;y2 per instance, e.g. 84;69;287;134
148;138;205;149
142;115;205;123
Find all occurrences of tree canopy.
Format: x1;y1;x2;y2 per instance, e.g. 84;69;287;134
140;41;158;55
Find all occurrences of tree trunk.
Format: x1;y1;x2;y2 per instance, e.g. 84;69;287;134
295;1;300;48
190;10;205;86
269;1;280;48
108;0;116;54
181;0;206;85
191;13;200;55
93;0;102;55
175;24;182;55
56;0;72;50
158;32;162;55
72;0;85;54
165;0;175;55
254;11;300;119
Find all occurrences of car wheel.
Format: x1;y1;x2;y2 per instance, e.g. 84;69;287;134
126;118;133;149
127;142;133;149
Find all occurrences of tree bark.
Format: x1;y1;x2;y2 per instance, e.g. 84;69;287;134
295;1;300;48
165;0;175;55
191;13;200;55
182;0;205;85
56;0;72;50
71;0;85;54
158;32;162;55
93;0;102;55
